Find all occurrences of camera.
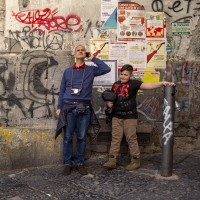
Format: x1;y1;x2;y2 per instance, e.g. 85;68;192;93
71;88;81;95
86;52;91;58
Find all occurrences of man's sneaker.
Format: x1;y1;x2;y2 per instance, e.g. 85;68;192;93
76;164;88;175
63;165;72;175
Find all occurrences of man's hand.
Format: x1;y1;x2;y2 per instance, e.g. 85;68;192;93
107;101;113;108
56;109;61;116
87;54;94;60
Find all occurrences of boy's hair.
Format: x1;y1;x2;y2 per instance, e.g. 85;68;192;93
120;64;133;74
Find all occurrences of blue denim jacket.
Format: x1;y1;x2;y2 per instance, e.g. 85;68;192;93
55;102;100;139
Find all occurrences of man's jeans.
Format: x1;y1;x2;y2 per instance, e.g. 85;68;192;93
63;107;91;166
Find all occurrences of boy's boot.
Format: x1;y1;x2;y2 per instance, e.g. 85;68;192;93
103;156;117;169
126;157;140;171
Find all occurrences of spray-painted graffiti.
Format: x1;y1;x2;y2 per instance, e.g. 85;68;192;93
12;8;83;33
0;127;60;156
7;19;101;52
22;50;58;103
7;26;64;52
163;98;173;145
189;83;200;120
161;61;200;84
0;51;62;125
137;96;161;121
92;87;163;121
151;0;200;20
92;87;108;119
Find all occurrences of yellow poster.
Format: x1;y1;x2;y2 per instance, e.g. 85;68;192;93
146;39;166;69
133;71;160;82
89;39;110;60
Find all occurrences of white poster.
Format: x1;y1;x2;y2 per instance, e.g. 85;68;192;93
85;60;117;86
128;39;146;69
101;0;118;25
117;2;145;41
109;42;128;67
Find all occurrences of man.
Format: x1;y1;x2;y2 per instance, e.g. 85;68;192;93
56;44;110;175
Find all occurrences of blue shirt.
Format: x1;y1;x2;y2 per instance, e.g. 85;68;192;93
57;57;111;109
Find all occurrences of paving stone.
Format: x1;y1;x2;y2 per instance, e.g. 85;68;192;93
0;151;200;200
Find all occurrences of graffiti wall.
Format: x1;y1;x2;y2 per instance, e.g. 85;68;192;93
0;0;200;169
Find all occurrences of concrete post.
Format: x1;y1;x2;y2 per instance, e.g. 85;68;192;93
161;85;176;177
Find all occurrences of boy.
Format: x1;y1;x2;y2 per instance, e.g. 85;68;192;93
103;64;175;171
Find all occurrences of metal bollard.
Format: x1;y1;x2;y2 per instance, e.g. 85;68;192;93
161;85;176;177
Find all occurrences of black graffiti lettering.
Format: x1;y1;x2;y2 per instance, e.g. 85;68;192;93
168;1;183;12
152;0;164;12
32;56;58;96
193;2;200;11
23;0;29;8
84;20;92;38
44;34;63;51
8;27;64;52
151;0;172;17
185;0;192;13
8;30;22;52
174;16;192;22
83;20;100;38
0;53;59;122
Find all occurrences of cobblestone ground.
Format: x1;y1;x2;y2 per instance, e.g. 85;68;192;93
0;151;200;200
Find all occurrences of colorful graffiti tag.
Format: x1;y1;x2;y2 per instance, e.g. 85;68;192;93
12;8;83;32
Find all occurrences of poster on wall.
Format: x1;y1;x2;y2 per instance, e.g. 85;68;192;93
146;39;166;69
128;39;146;70
85;60;117;86
99;29;117;41
146;12;165;38
117;2;145;41
109;42;128;68
101;0;118;27
89;39;110;60
133;71;160;83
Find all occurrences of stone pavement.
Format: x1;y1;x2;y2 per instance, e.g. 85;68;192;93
0;150;200;200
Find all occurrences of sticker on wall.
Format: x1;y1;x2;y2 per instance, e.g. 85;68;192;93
166;36;175;53
172;22;192;35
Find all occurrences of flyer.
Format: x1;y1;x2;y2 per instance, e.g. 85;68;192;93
109;42;128;68
146;12;165;38
117;2;145;41
89;39;110;60
146;39;166;69
85;60;117;86
101;0;118;26
128;39;146;69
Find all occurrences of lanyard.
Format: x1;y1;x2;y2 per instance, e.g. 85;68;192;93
70;68;86;90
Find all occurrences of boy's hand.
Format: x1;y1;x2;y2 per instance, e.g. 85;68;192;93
107;101;113;108
162;81;176;86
